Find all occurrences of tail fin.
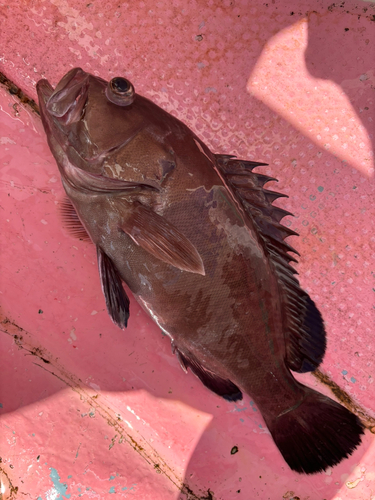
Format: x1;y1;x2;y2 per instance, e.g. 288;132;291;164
266;387;364;474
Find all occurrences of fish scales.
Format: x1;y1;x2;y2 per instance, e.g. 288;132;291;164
37;68;364;474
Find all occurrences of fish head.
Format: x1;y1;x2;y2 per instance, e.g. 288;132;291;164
37;69;210;278
37;68;179;187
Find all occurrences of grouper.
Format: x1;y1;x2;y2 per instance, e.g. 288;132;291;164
37;68;364;474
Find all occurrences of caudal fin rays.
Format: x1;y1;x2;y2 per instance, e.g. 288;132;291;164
264;386;364;474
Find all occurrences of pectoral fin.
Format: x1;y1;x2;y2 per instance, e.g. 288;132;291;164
97;246;130;329
120;204;205;275
60;197;91;241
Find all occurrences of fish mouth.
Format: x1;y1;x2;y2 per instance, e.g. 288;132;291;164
37;68;89;126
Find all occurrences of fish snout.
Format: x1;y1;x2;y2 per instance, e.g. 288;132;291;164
45;67;89;125
36;79;54;103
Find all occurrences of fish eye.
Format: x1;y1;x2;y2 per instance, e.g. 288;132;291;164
105;77;135;106
111;77;131;93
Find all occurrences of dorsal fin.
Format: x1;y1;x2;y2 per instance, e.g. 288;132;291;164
215;155;326;373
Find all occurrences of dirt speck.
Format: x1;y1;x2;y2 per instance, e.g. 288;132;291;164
0;71;39;115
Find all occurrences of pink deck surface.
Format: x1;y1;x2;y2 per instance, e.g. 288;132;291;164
0;1;374;498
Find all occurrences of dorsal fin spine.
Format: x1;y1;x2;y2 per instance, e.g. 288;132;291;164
215;153;326;373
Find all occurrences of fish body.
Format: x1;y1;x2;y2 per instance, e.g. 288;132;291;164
37;68;363;474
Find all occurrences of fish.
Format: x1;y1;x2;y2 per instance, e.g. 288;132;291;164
37;68;364;474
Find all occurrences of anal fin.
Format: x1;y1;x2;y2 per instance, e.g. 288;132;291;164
172;344;242;402
97;246;130;329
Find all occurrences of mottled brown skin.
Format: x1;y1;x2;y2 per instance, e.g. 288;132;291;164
37;68;364;474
